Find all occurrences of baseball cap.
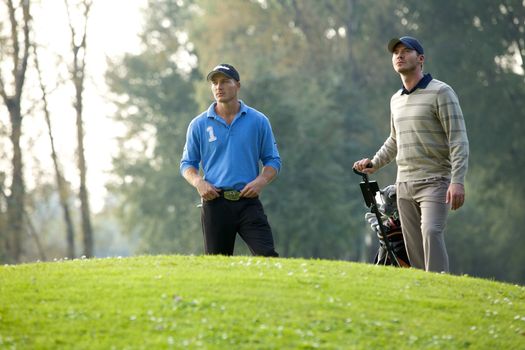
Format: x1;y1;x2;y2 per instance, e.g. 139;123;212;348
388;36;424;55
206;64;240;81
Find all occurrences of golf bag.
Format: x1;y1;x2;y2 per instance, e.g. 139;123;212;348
353;167;410;267
365;185;410;267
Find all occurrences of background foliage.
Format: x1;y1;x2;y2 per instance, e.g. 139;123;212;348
105;0;525;284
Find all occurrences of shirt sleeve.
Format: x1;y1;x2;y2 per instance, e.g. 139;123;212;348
260;118;281;172
437;85;469;184
180;119;201;175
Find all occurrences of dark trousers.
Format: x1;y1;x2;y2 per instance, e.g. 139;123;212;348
201;197;278;257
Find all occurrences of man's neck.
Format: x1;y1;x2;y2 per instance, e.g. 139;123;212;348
215;100;240;124
400;71;424;92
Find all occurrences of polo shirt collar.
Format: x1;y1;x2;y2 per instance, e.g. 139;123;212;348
207;100;248;119
401;73;433;95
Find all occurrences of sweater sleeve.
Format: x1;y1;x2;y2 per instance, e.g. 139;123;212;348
371;113;397;169
437;85;469;184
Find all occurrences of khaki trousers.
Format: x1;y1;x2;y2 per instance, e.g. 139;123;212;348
396;179;450;272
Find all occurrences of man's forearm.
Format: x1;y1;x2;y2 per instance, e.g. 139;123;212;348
183;167;202;188
372;136;397;169
258;166;277;186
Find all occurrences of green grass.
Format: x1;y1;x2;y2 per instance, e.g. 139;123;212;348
0;255;524;349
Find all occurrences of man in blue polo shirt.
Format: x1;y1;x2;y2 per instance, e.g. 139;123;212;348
180;63;281;256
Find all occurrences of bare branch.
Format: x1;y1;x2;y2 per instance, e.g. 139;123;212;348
79;0;92;76
15;0;31;101
0;74;9;104
7;0;20;80
64;0;94;258
33;41;77;259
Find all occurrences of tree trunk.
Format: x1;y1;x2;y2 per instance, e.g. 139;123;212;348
76;94;93;258
6;105;25;263
0;176;7;261
33;46;77;259
65;0;94;257
0;0;31;263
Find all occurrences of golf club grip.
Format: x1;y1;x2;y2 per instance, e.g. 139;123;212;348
352;162;373;176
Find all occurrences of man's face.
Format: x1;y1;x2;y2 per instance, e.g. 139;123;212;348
210;73;240;103
391;43;424;74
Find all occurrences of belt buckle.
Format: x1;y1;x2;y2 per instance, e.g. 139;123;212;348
223;190;241;201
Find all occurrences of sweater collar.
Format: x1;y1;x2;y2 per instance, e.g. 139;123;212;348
401;73;433;95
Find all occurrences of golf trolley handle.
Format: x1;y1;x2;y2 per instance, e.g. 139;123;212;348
352;163;373;178
353;163;401;267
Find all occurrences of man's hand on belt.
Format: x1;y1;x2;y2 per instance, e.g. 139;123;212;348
195;178;221;201
240;167;276;198
240;177;267;198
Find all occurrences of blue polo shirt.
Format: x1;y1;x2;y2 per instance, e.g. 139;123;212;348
180;101;281;191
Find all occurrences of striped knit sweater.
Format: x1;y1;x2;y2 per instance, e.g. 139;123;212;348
372;78;469;184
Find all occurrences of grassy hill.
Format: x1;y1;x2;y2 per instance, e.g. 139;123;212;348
0;255;524;349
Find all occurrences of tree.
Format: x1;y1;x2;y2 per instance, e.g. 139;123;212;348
33;43;76;259
0;172;9;260
106;0;203;254
64;0;93;257
0;0;32;263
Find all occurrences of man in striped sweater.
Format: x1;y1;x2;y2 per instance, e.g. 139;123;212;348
354;36;469;273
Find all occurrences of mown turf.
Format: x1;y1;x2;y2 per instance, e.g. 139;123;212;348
0;255;524;349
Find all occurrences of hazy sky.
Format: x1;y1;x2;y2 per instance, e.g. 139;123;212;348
28;0;148;212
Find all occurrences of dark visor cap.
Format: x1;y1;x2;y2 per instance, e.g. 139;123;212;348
206;64;240;81
388;36;424;55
